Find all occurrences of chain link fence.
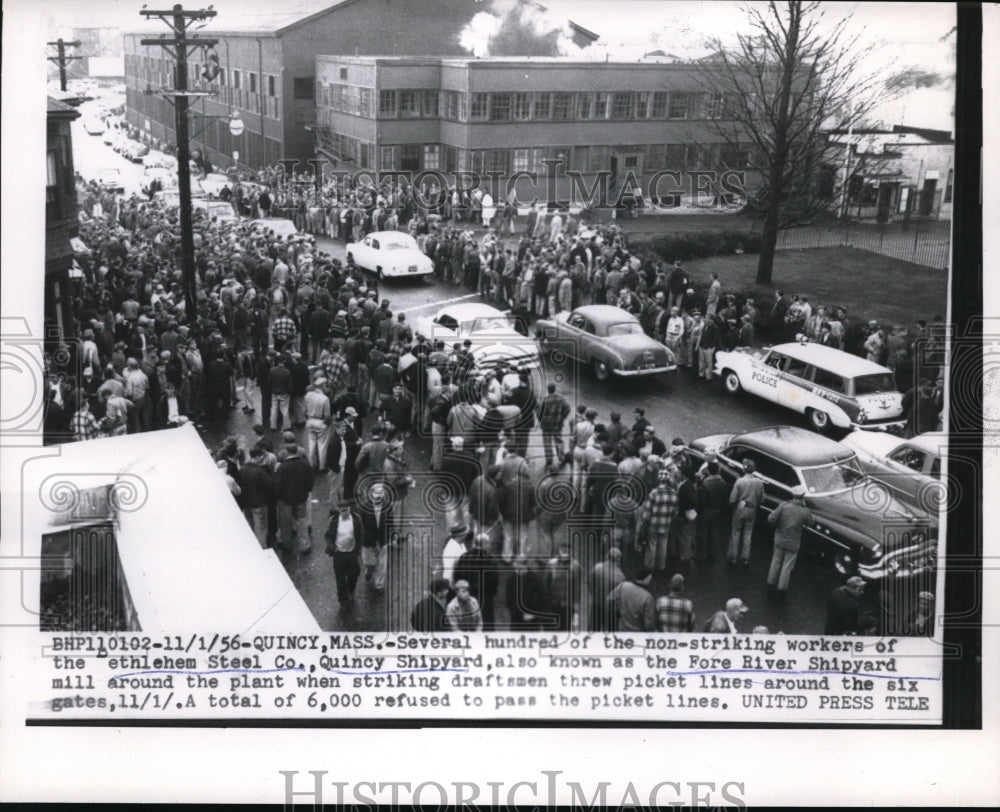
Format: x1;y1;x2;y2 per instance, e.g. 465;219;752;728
768;216;951;270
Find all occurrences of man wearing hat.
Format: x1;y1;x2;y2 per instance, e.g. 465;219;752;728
410;577;452;633
608;565;656;632
705;597;750;633
766;486;813;598
824;576;867;635
903;591;935;637
324;498;364;610
638;467;679;572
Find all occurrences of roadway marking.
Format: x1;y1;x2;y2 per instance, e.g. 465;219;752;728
397;293;480;315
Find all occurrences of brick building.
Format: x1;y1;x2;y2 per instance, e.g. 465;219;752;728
313;55;758;207
122;0;597;172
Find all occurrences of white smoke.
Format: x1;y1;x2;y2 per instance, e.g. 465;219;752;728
460;10;503;57
458;0;593;58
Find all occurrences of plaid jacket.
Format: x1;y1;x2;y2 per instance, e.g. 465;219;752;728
272;316;297;342
656;594;695;633
538;393;570;431
641;483;678;537
71;409;100;442
322;353;351;393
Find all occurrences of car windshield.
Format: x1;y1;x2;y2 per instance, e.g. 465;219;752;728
606;321;643;337
801;458;866;494
464;316;510;333
853;373;896;396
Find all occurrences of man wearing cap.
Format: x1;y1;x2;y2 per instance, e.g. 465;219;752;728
453;532;502;630
446;580;483;632
766;486;813;598
656;574;696;633
324;499;364;610
903;591;935;637
705;597;750;633
609;565;657;632
824;576;867;635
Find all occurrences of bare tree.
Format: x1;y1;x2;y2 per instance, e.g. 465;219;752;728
696;1;886;283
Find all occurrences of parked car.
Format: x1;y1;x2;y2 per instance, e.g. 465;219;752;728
346;230;433;280
714;340;906;434
193;198;239;225
535;304;677;381
121;140;150;162
840;431;944;514
250;218;299;238
97;169;124;194
416;303;541;372
688;426;937;580
143;151;178;170
83;117;104;135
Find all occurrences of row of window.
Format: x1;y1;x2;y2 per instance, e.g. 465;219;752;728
370;142;754;173
320;88;740;122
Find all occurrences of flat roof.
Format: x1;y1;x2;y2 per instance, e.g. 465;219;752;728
319;54;698;69
771;342;894;377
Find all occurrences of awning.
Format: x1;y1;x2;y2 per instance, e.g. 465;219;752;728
70;236;90;255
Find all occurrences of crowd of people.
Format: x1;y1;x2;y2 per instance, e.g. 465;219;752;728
43;161;943;635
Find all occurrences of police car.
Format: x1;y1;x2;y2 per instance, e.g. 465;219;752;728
714;339;906;434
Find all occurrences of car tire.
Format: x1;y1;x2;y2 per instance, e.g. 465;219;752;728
808;408;831;433
723;370;742;394
593;358;610;382
376;266;384;281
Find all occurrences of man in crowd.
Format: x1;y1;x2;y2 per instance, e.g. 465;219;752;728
728;458;764;567
411;577;451;633
324;499;364;611
609;565;657;632
766;485;813;599
274;443;315;557
655;574;696;633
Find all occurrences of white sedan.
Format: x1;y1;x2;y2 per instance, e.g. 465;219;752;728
416;303;541;371
346;230;433;280
840;431;944;514
250;218;299;238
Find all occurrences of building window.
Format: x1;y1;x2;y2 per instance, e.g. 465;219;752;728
380;90;397;116
548;146;571;173
424;144;440;170
513;92;531;120
534;92;551;119
647;144;667;170
552;92;574;121
513;148;531;172
249;72;257;93
490;93;511;121
381;146;396;170
576;93;591;119
219;68;227;86
445;146;457;172
636;92;650;119
469;92;488;120
665;144;687;166
588;145;610;172
360;142;372;169
572;146;588;171
340;67;348;80
46;150;60;220
719;143;751;169
489;149;509;174
233;70;241;89
652;91;668;118
445;91;459;119
400;144;421;171
668;92;689;119
705;92;725;119
612;92;633;120
594;92;609;119
400;90;420;117
360;88;373;117
293;77;314;100
422;90;439;117
469;150;485;175
267;74;275;96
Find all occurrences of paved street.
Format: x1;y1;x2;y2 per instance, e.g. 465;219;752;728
70;99;884;637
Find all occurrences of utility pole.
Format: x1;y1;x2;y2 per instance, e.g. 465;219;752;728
140;5;217;324
47;39;82;91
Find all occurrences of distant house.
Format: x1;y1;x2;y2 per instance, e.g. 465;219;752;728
824;125;954;221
